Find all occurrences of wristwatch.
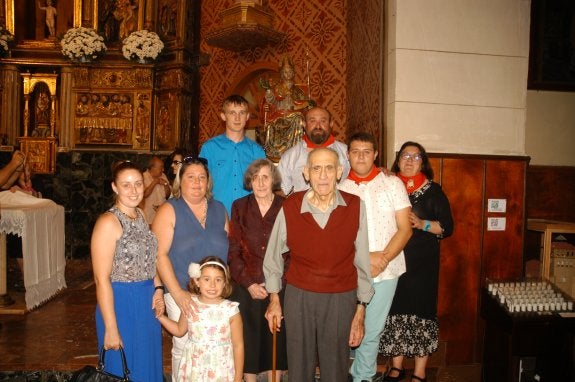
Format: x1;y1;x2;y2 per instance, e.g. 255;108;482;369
357;300;368;308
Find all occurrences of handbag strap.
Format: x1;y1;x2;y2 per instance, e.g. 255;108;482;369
97;347;131;380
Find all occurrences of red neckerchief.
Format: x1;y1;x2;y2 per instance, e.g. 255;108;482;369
303;134;335;148
397;172;427;193
347;165;380;185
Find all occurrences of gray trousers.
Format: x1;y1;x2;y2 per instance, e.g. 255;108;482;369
284;284;356;382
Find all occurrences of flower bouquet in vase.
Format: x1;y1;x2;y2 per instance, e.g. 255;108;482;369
60;27;106;62
122;30;164;64
0;26;14;58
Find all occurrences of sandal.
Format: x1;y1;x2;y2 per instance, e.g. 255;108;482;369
382;367;405;382
411;375;427;382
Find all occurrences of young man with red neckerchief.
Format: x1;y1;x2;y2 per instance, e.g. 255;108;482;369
339;132;413;382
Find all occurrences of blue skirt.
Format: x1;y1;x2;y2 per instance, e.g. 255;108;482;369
96;279;163;382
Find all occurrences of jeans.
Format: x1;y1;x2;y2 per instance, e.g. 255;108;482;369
350;278;398;381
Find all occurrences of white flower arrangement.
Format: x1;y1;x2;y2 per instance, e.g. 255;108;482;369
60;27;106;61
0;26;14;57
122;30;164;62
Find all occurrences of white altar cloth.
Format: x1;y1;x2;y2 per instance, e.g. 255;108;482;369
0;191;66;309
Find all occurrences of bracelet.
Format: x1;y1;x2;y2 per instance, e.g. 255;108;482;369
154;285;165;293
423;220;431;232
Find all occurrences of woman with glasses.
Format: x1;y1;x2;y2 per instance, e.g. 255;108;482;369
152;156;229;381
227;159;288;382
378;142;454;382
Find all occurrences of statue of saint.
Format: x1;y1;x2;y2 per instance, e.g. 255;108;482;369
32;92;51;137
38;0;57;38
258;55;314;162
113;0;137;40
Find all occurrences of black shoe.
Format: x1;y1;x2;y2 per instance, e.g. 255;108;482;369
382;367;405;382
410;375;426;382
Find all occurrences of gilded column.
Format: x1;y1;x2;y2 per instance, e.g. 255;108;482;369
58;66;74;151
0;65;21;145
144;0;156;31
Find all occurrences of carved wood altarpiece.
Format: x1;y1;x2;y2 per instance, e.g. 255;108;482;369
0;0;200;158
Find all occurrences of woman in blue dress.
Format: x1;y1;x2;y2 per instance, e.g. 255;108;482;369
91;160;165;381
153;156;229;380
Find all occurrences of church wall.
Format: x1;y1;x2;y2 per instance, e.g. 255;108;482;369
385;0;531;160
198;0;350;145
526;90;575;167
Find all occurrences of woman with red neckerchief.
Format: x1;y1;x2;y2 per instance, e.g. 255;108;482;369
378;141;454;382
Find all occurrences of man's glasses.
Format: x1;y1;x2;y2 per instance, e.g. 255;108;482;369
400;153;422;161
183;156;208;166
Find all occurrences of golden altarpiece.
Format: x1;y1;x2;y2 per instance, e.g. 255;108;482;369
0;0;200;173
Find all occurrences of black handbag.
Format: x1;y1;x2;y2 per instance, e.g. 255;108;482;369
70;347;131;382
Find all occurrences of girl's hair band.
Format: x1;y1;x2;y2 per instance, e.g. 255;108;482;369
188;261;228;279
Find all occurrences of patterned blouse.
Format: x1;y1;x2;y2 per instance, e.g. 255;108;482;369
109;206;158;282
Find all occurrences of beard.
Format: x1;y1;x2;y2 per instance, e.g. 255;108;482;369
309;129;329;145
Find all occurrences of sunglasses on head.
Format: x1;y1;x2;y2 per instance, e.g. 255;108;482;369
183;156;208;166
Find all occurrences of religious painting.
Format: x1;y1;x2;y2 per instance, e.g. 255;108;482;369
528;0;575;91
98;0;143;45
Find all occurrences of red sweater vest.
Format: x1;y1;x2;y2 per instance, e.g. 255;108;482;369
283;191;360;293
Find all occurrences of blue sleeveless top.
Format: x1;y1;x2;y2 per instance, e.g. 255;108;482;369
167;197;229;291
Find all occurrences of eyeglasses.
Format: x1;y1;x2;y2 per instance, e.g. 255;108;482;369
400;153;422;161
172;160;183;165
183;156;208;166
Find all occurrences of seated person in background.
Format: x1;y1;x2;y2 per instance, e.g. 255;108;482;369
10;162;41;198
1;151;27;191
141;156;171;225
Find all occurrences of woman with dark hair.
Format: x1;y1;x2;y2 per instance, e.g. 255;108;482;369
379;142;454;382
91;160;164;381
228;158;287;382
165;148;187;184
152;156;229;381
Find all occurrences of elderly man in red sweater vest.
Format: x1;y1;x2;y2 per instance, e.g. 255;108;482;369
264;147;374;382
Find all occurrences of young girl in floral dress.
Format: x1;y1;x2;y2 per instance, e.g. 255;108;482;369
158;256;244;382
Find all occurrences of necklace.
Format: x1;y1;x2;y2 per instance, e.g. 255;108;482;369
116;205;138;220
198;198;207;227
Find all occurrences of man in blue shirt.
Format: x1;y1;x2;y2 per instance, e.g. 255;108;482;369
199;95;266;215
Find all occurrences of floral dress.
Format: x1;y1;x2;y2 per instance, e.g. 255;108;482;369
178;296;240;382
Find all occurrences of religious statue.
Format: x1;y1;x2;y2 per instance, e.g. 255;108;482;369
38;0;57;38
32;92;50;137
114;0;137;40
258;55;314;162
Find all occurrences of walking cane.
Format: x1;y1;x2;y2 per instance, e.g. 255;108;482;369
272;316;277;382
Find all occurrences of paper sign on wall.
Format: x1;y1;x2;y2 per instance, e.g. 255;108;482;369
488;199;507;213
487;217;506;231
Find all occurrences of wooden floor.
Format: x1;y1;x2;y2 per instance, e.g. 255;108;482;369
0;259;464;381
0;259;173;374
